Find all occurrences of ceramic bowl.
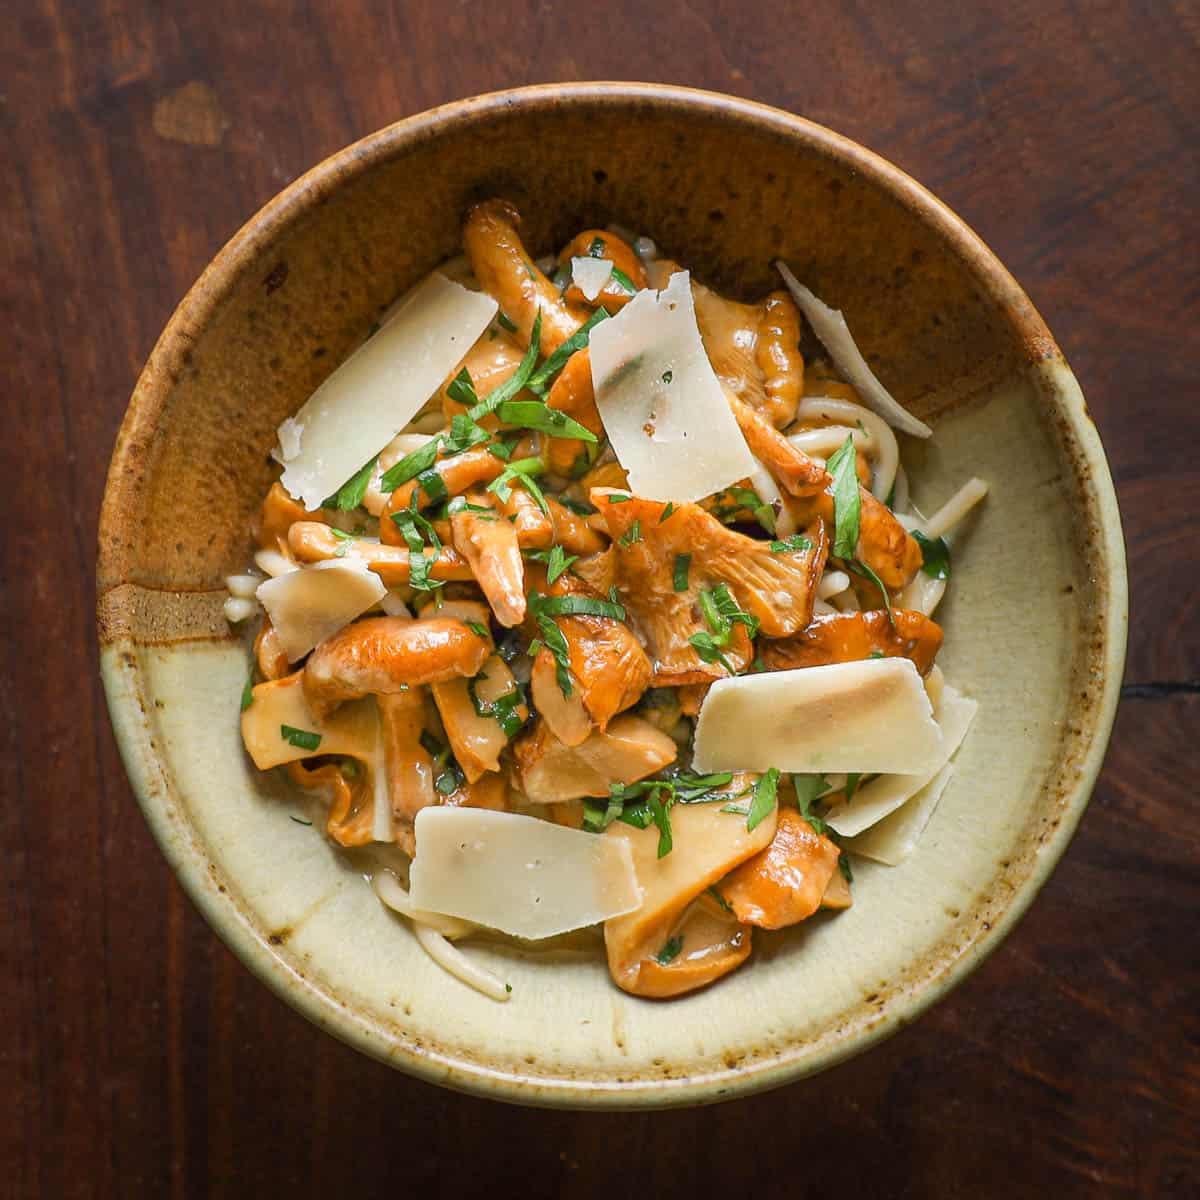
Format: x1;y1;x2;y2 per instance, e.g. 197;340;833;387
98;83;1126;1107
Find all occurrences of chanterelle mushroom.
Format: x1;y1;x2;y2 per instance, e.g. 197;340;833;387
603;800;777;998
761;609;943;676
303;616;489;717
513;714;677;805
590;487;828;685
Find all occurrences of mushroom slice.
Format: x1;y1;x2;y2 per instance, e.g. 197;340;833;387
546;496;608;557
440;327;531;427
258;482;326;552
377;688;437;838
603;801;777;998
728;394;829;498
760;609;943;675
449;493;527;627
463;198;588;353
528;567;653;741
715;806;841;930
514;715;677;805
379;446;508;520
439;771;510;811
240;672;389;847
430;654;528;782
590;488;827;683
303;616;490;717
544;349;604;476
288;522;474;586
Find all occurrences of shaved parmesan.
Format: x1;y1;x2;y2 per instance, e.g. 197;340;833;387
775;261;932;438
408;808;641;940
823;684;978;837
848;762;955;865
570;256;614;302
278;272;497;510
256;559;386;662
692;658;943;775
589;270;758;502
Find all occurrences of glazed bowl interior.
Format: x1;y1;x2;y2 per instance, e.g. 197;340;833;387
98;83;1125;1108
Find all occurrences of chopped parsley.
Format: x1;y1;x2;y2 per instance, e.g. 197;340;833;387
707;886;734;914
289;815;313;826
497;311;518;333
586;771;740;857
673;553;691;592
659;501;676;522
913;529;951;579
445;367;479;410
469;311;543;420
530;593;626;621
443;411;491;454
769;533;813;554
435;762;464;795
379;438;440;493
525;544;577;585
606;493;632;504
689;584;759;670
654;936;683;965
389;500;445;591
280;725;321;751
323;456;377;511
793;773;833;834
487;456;550;515
826;435;862;559
557;496;596;517
661;371;673;385
495;399;598;442
526;308;608;395
467;678;528;739
464;620;491;639
746;768;780;832
240;674;254;711
487;438;518;462
847;558;895;627
618;519;643;547
328;527;355;557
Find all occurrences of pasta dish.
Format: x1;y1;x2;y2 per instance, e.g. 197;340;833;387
228;200;985;1000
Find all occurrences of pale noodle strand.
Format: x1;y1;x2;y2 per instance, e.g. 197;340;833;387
817;570;851;600
919;478;989;540
413;924;511;1002
813;598;839;615
372;871;473;938
791;396;900;502
748;458;795;537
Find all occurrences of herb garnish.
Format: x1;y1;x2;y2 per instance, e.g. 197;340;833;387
496;399;599;442
659;501;676;522
527;308;608;396
913;529;951;579
467;678;528;738
389;500;445;591
557;496;597;517
240;675;254;712
746;768;780;832
826;434;862;558
470;312;543;419
323;456;377;511
707;886;734;914
379;438;440;493
530;593;626;621
654;936;683;965
618;520;643;547
280;725;321;751
847;558;896;628
673;553;691;592
769;533;813;554
464;620;491;639
487;456;550;515
524;544;577;585
688;584;758;671
497;311;518;333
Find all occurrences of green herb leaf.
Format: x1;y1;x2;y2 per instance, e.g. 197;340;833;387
533;612;573;696
289;815;313;826
487;456;550;514
530;593;626;621
769;533;814;554
654;935;683;965
618;519;643;548
389;502;445;592
847;559;895;627
826;435;862;559
609;266;637;295
659;501;676;522
647;791;673;858
467;678;528;738
446;367;479;411
443;411;491;454
746;767;780;832
707;886;734;914
240;675;254;711
329;527;355;557
281;724;321;751
582;795;625;833
487;438;518;461
435;763;464;795
380;439;440;493
527;308;608;395
557;495;596;516
525;544;578;585
793;773;833;834
587;237;606;258
673;553;690;593
497;311;517;333
496;399;599;443
469;312;543;420
323;456;377;511
913;530;951;580
465;621;491;639
844;773;862;804
415;467;448;506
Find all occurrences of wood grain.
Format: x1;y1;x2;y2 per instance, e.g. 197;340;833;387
2;1;1196;1196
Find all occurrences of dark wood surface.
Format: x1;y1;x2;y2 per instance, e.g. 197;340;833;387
3;2;1196;1196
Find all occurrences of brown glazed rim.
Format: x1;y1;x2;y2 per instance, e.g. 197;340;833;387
98;83;1127;1108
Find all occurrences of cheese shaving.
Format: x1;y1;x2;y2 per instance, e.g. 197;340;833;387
692;658;943;775
589;270;758;502
409;808;642;940
570;256;614;302
847;762;956;865
278;272;497;509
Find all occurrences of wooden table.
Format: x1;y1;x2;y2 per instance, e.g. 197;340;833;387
4;2;1195;1195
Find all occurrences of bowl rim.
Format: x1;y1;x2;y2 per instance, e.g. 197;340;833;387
98;81;1128;1108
